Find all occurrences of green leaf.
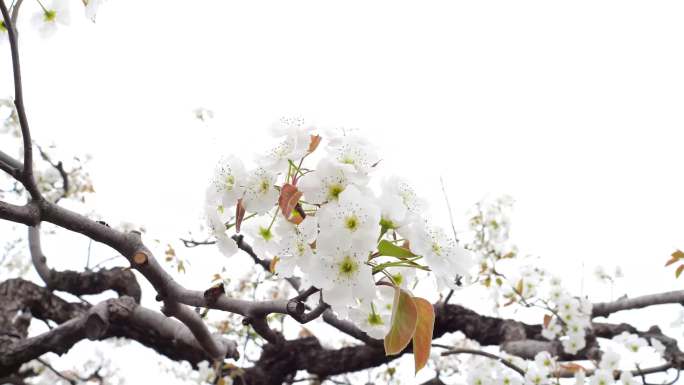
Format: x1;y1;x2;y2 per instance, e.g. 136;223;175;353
377;240;415;259
384;287;418;355
412;297;435;374
676;264;684;279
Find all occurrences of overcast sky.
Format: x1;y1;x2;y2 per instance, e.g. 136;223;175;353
2;1;684;384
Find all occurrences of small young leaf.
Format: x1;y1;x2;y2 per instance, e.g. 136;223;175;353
278;183;304;224
308;134;322;153
269;256;280;274
378;240;415;259
543;314;552;328
676;264;684;279
412;297;435;374
384;287;418;355
235;199;246;233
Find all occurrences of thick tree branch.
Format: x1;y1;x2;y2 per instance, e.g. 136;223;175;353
28;225;141;302
0;280;239;376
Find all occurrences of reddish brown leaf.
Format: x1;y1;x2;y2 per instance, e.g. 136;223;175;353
278;184;303;224
666;257;680;267
235;199;246;233
384;287;418;355
543;314;552;328
412;297;435;374
308;135;322;153
560;363;587;373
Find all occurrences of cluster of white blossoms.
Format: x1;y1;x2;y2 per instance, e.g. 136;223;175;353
540;277;593;355
0;0;105;42
205;118;474;336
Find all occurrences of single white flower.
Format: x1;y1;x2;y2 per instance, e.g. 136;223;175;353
208;155;247;209
85;0;105;21
574;371;586;385
317;185;380;256
274;216;318;277
498;372;523;385
619;371;636;385
650;338;666;355
613;332;647;353
407;222;474;290
0;20;7;44
588;369;613;385
241;167;278;214
309;247;376;316
599;349;620;371
299;158;353;204
562;334;586;355
383;264;416;290
243;214;280;259
204;190;238;258
533;351;555;375
258;117;313;172
327;133;379;176
378;176;425;230
524;368;548;385
466;367;491;385
348;287;393;339
541;318;562;340
31;0;70;38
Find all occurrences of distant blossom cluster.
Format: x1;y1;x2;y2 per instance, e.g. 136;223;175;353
204;118;474;337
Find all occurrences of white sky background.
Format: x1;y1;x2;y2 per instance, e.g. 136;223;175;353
2;0;684;384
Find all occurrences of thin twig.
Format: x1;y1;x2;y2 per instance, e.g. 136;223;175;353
435;345;525;377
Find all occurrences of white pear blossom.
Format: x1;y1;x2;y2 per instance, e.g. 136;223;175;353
243;214;280;259
599;349;621;371
327;133;379;176
308;247;376;316
562;334;586;355
0;20;7;44
588;369;614;385
533;351;555;375
378;176;425;231
574;371;586;385
383;264;416;290
541;318;562;340
317;185;380;255
258;117;313;172
241;167;278;214
31;0;70;38
612;332;647;353
85;0;105;21
349;287;393;339
619;371;636;385
407;222;474;290
498;372;523;385
650;338;666;355
273;216;318;277
299;158;354;204
208;155;247;209
204;195;237;258
524;368;548;385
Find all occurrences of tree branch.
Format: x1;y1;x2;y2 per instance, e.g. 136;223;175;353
0;0;40;201
0;281;239;376
28;225;141;302
592;290;684;318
